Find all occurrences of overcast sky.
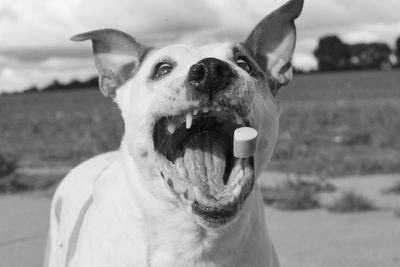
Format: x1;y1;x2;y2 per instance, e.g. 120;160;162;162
1;0;400;93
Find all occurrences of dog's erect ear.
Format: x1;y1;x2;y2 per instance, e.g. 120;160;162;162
71;29;150;97
244;0;303;96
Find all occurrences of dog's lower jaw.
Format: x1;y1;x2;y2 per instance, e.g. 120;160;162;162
147;191;280;267
118;142;280;267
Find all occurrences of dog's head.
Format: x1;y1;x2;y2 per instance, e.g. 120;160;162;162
72;0;303;228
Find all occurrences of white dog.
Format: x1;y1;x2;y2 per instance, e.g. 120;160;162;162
44;0;303;266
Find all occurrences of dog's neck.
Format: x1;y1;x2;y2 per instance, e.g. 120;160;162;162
107;140;272;265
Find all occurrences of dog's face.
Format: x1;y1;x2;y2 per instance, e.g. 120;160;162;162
119;43;280;228
73;0;303;228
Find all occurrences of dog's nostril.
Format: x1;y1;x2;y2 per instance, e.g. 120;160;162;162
189;64;206;83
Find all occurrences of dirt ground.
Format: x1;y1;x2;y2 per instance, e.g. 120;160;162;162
0;174;399;267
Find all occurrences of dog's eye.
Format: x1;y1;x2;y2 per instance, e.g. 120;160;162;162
235;56;252;74
152;62;173;80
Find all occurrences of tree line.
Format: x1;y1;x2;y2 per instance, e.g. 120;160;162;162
4;34;400;95
314;35;400;71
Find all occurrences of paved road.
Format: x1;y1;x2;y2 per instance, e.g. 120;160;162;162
266;207;400;267
0;191;399;267
0;194;49;267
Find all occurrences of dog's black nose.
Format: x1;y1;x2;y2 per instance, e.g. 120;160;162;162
188;57;235;99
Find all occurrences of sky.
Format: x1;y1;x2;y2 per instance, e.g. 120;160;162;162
1;0;400;93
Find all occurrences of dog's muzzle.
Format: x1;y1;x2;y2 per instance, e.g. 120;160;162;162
189;57;236;101
152;57;255;228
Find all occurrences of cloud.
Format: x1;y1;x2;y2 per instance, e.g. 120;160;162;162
1;0;400;93
293;53;318;71
292;0;400;56
0;55;95;93
0;0;221;49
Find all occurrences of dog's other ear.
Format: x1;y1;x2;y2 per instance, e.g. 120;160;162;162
71;29;150;98
244;0;303;96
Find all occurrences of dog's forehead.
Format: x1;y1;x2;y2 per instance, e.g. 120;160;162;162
150;42;235;62
198;42;234;59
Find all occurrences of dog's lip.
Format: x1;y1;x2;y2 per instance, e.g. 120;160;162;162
190;172;255;227
192;199;239;226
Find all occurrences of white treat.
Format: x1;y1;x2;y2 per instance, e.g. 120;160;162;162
233;127;258;158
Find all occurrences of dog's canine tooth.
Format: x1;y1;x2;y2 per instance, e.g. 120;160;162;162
186;112;193;129
236;170;244;183
172;178;188;194
226;159;243;186
177;165;188;179
167;121;177;134
203;106;210;113
232;184;242;198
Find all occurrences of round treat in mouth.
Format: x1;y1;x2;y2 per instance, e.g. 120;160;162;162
153;106;255;227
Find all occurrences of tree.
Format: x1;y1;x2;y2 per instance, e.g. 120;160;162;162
314;35;351;71
349;43;392;70
396;37;400;67
314;35;393;71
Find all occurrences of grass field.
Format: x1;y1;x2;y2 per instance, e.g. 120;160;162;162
1;70;400;179
274;70;400;177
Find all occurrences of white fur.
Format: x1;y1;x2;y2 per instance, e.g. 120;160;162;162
45;0;304;264
46;147;280;267
45;43;281;267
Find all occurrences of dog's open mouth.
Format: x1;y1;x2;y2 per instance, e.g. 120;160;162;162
153;105;255;227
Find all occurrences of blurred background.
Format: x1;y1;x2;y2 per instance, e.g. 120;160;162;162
1;0;400;267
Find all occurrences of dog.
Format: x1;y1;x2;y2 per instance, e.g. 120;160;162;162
44;0;303;266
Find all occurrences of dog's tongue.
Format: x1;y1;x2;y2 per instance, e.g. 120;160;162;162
183;131;228;194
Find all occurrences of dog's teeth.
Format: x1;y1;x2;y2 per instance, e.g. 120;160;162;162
186;112;193;129
167;122;177;134
232;184;242;197
173;178;187;194
216;106;222;112
203;107;210;113
193;108;199;115
233;111;244;125
236;169;244;181
177;166;188;179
